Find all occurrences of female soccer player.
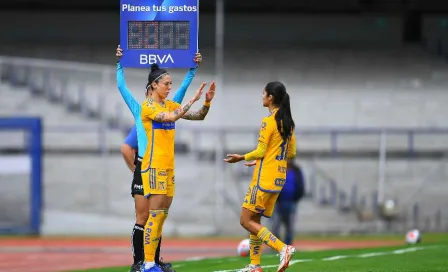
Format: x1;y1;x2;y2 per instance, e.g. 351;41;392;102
137;58;215;272
116;45;204;272
224;81;296;272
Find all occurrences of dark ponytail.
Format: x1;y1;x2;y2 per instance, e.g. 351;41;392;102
145;63;169;93
276;92;295;141
264;81;295;142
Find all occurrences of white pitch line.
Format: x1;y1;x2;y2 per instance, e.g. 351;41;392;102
184;256;206;261
212;246;439;272
393;247;422;254
213;260;310;272
322;255;348;261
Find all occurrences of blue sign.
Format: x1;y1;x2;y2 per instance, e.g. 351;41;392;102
120;0;199;68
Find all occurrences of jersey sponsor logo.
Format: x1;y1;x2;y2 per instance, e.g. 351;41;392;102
253;245;261;255
134;225;144;231
274;178;286;187
246;187;251;196
133;184;143;190
278;166;287;174
152;121;176;130
144;227;152;245
159;181;166;190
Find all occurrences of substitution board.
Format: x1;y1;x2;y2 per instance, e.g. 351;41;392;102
120;0;199;68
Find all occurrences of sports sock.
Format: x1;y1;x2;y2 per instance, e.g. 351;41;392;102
144;209;168;263
131;224;145;264
257;227;285;253
249;234;262;266
155;235;164;264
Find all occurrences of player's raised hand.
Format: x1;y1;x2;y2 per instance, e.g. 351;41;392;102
194;52;203;65
224;154;244;163
116;45;123;61
244;161;257;167
192;82;207;102
205;81;216;102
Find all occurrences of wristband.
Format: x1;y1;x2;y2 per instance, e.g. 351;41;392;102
204;101;211;107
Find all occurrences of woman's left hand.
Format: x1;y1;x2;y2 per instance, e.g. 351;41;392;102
244;161;257;167
205;81;216;102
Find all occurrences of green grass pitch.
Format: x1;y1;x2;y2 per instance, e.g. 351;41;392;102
70;242;448;272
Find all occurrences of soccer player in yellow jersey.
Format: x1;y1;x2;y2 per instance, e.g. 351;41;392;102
141;64;216;272
225;81;296;272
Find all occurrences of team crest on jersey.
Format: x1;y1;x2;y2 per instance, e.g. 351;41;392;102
146;98;155;106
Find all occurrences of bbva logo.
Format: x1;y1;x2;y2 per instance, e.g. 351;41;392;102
140;54;174;64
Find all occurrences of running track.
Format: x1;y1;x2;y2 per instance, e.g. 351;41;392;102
0;238;401;272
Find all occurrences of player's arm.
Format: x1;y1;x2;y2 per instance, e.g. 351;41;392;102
121;144;135;172
181;101;210;120
287;133;297;159
116;46;141;117
181;81;215;121
171;53;202;103
121;126;138;172
142;82;206;122
243;120;273;161
244;142;268;161
224;118;273;163
152;99;195;122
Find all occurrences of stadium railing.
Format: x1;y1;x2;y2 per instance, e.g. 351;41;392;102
45;124;448;230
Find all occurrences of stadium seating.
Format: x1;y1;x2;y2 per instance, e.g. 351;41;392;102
1;44;448;235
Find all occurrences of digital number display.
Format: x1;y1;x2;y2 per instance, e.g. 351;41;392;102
128;21;190;50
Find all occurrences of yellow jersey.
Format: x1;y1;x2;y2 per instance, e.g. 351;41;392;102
140;99;180;170
252;111;296;192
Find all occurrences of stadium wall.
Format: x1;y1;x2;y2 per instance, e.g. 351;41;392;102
38;153;448;236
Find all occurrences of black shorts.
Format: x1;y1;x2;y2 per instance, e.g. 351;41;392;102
131;158;144;197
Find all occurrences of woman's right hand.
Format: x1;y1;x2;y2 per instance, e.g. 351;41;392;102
191;82;207;102
116;45;123;61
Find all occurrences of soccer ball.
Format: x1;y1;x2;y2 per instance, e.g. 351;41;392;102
237;239;250;257
405;229;421;244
